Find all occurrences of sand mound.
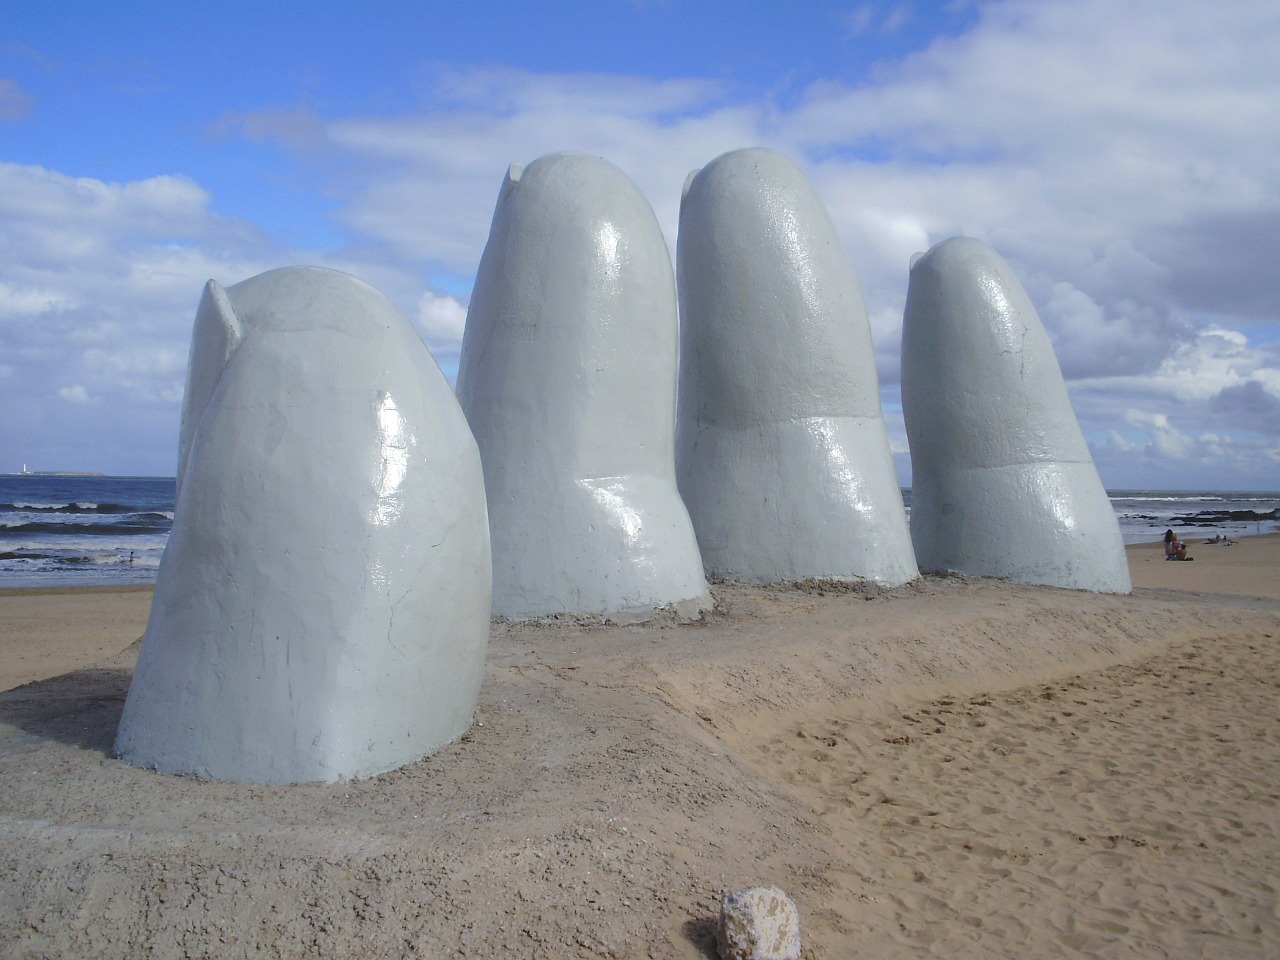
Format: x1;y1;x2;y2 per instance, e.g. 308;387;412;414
1;576;1277;958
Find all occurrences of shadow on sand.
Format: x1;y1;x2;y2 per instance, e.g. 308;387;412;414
0;666;130;756
682;915;720;958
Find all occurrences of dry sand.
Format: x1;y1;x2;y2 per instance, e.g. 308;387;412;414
0;538;1277;958
0;585;155;693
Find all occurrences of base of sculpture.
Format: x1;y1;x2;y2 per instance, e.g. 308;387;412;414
459;152;711;621
679;416;918;585
490;474;714;622
911;461;1131;593
676;148;918;587
902;237;1131;594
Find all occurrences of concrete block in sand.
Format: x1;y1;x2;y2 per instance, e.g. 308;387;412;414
676;148;917;587
901;237;1130;593
719;886;801;960
457;152;711;621
115;266;492;783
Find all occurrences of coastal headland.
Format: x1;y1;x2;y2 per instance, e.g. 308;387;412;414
1;538;1277;958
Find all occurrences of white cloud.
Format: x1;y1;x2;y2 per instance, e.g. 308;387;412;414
416;291;467;342
5;0;1280;486
297;71;756;274
1106;429;1139;454
0;161;475;472
1125;409;1193;460
57;384;94;405
0;280;79;315
0;163;287;473
413;290;470;371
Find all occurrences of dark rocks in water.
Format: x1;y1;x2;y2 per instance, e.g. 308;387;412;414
1172;507;1278;526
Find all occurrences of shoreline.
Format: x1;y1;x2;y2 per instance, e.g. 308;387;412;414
6;474;1276;590
0;583;155;597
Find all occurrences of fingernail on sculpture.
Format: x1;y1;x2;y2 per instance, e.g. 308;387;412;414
676;148;918;586
456;152;711;620
115;266;493;783
901;237;1131;593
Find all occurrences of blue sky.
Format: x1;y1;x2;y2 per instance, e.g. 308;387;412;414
2;0;1279;488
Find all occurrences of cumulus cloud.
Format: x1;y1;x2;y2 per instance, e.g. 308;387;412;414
0;280;77;315
414;290;469;375
1081;402;1280;489
6;0;1280;485
1125;409;1194;460
416;291;466;339
0;163;285;473
0;160;471;472
257;4;1278;371
289;68;752;273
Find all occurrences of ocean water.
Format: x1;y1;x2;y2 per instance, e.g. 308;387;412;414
1104;490;1280;544
0;475;174;588
2;476;1277;589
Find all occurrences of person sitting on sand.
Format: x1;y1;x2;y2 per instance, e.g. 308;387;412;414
1164;529;1190;561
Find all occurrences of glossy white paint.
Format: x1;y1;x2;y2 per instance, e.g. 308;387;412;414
901;237;1131;593
115;266;493;783
676;148;918;586
456;153;711;620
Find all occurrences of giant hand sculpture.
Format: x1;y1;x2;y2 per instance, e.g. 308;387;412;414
115;266;493;783
901;237;1131;593
456;152;711;620
676;148;918;586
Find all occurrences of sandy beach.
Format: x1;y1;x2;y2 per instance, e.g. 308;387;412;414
1;537;1276;958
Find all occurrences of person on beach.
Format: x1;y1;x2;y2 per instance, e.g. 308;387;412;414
1164;529;1190;561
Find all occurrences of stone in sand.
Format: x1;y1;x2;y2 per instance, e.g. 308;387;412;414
676;148;917;586
901;237;1131;593
456;152;711;621
718;886;801;960
115;266;492;783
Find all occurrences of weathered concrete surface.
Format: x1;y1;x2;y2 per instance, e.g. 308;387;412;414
457;152;710;620
901;237;1130;593
676;148;917;586
116;266;493;783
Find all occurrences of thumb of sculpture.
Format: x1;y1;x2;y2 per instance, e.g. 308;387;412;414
718;886;801;960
